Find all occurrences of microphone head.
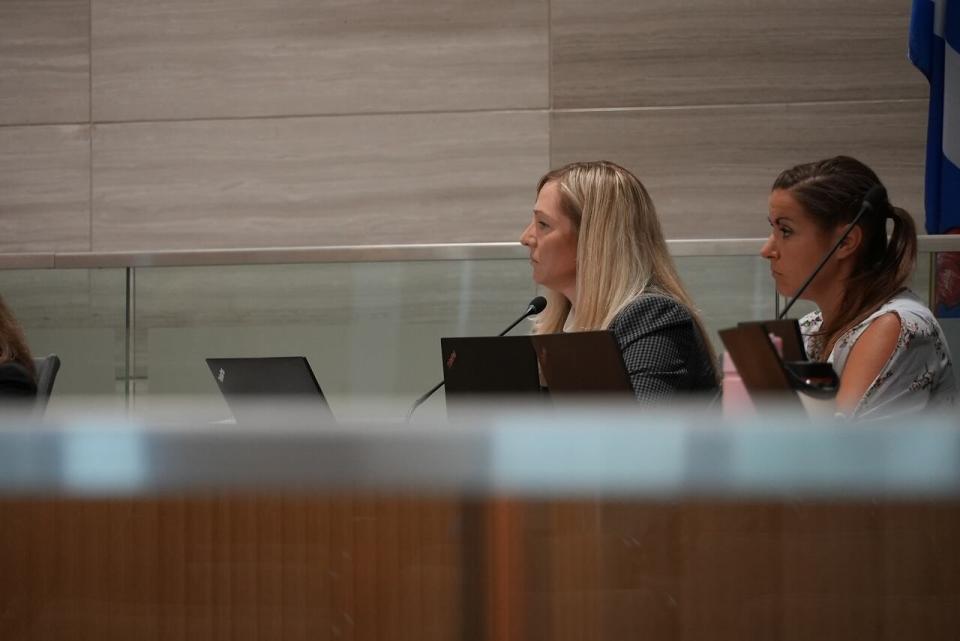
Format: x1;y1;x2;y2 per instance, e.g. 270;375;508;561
863;184;888;212
527;296;547;315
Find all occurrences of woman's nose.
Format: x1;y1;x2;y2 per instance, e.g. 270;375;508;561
520;222;534;247
760;234;777;259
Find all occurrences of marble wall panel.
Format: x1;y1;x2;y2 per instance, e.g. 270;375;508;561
0;0;931;255
92;0;548;121
0;125;90;252
550;100;926;239
551;0;927;109
0;0;89;125
91;112;548;250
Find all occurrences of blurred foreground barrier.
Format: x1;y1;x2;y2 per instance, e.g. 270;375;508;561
1;405;959;640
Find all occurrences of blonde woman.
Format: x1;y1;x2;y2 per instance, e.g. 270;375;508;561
519;161;718;401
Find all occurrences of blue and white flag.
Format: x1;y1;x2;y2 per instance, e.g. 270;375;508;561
910;0;959;234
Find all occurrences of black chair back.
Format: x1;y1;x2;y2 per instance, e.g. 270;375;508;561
32;354;61;413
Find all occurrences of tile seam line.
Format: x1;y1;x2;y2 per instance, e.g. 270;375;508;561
0;97;927;130
547;0;554;168
88;0;93;252
553;98;928;113
24;107;552;128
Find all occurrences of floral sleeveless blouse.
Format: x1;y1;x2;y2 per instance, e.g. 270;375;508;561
799;290;957;420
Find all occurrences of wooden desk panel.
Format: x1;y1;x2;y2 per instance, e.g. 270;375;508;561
1;498;958;641
0;496;465;641
519;501;960;641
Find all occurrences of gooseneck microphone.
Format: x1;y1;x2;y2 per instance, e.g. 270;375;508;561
405;296;547;422
497;295;548;337
778;184;887;320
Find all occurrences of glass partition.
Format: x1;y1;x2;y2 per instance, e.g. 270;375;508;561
129;254;779;420
674;254;775;345
0;241;953;413
132;259;536;421
0;268;127;408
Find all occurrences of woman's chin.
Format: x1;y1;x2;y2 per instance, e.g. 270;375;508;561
773;281;791;298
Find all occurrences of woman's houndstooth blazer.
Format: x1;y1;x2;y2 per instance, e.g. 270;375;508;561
609;293;718;402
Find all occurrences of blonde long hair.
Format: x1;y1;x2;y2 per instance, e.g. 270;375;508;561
532;161;716;363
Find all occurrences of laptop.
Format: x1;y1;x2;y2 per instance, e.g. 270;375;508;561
717;325;803;408
439;336;542;398
737;318;807;361
205;356;334;424
529;331;633;396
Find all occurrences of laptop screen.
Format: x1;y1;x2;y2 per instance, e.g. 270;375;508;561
205;356;334;423
530;331;633;395
440;336;541;397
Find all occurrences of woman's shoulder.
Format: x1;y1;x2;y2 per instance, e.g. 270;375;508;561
848;290;956;418
833;289;944;365
611;293;694;332
878;289;936;320
854;290;938;335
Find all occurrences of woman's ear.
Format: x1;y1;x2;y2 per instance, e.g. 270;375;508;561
835;224;863;260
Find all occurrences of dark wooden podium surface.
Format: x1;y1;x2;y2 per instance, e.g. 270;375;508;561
1;416;958;640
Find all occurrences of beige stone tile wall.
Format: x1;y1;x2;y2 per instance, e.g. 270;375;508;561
552;101;927;238
91;0;549;121
550;0;923;108
91;112;548;250
549;0;928;236
0;0;928;248
0;0;89;126
0;125;90;252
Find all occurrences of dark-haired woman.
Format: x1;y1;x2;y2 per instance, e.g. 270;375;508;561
761;156;956;419
0;295;36;399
